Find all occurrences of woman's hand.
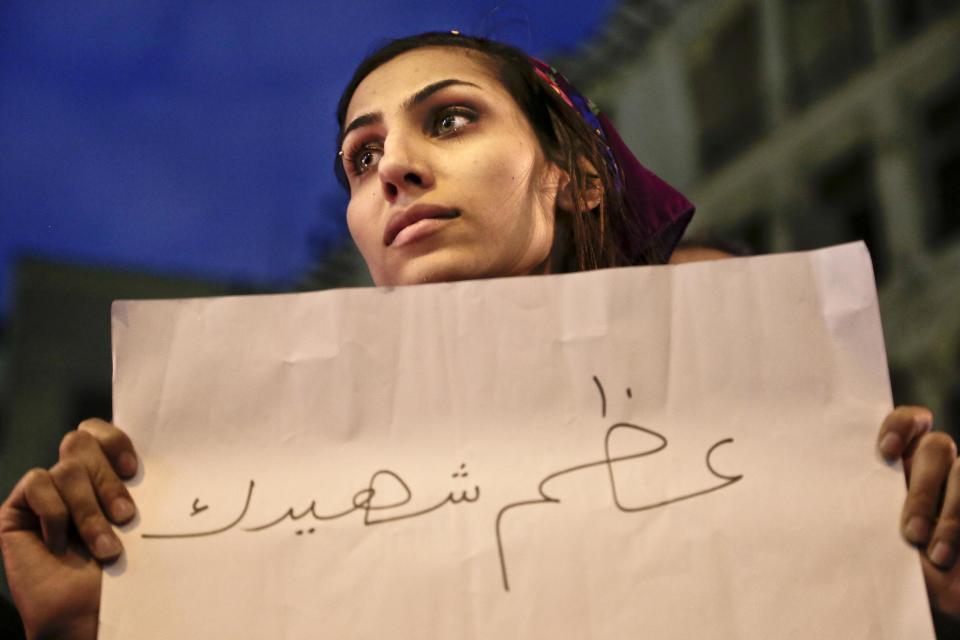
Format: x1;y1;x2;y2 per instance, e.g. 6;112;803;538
0;419;138;640
878;406;960;619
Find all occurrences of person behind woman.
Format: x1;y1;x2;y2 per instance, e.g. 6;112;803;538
1;31;957;638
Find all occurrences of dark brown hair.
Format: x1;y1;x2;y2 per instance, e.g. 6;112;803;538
334;32;659;271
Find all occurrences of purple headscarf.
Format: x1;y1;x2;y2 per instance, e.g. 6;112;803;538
530;58;694;264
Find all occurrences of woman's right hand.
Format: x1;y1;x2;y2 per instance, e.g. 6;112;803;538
0;419;138;640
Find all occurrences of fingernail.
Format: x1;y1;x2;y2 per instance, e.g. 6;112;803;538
118;452;138;477
94;532;121;558
879;433;902;459
112;497;135;521
905;517;930;544
930;541;955;568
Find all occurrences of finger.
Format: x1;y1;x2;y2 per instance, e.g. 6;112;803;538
928;458;960;569
878;405;933;461
50;459;123;561
77;418;139;478
902;432;956;546
60;429;136;524
0;469;69;554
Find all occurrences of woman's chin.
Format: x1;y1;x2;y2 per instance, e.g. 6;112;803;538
372;244;549;286
375;251;490;286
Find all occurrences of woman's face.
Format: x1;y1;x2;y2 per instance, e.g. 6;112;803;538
341;47;563;286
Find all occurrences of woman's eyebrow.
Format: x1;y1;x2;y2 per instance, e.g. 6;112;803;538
342;78;481;139
404;78;481;109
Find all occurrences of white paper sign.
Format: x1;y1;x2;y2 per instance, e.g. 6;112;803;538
100;243;934;639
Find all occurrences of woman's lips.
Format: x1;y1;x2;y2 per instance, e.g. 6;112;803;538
383;204;460;247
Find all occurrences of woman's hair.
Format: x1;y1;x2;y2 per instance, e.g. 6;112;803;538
334;31;661;271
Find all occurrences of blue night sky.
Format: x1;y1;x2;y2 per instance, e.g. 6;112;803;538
0;1;619;321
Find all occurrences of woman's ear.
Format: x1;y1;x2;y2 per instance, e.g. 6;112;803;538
556;157;603;212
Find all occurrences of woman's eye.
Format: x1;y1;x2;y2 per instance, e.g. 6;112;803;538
433;109;474;136
348;144;383;176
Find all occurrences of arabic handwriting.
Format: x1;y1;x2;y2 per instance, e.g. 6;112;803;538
594;375;607;418
241;491;360;532
494;377;743;591
190;499;209;516
142;480;255;539
362;469;480;525
140;377;743;595
495;425;741;590
141;468;481;537
608;437;741;512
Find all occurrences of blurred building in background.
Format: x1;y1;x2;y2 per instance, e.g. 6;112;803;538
555;0;960;434
0;260;256;504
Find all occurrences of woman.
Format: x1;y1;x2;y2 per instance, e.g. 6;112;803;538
1;31;958;638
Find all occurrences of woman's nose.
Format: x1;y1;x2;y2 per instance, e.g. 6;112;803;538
378;136;434;202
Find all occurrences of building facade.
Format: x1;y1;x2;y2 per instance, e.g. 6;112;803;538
557;0;960;432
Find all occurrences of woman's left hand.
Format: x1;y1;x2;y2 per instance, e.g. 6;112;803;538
878;406;960;618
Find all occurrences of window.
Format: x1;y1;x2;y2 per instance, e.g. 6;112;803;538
786;0;873;107
68;387;112;427
816;149;887;279
946;383;960;441
793;148;888;280
729;214;771;255
893;0;960;40
950;339;960;441
689;4;765;171
923;82;960;246
888;366;917;407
